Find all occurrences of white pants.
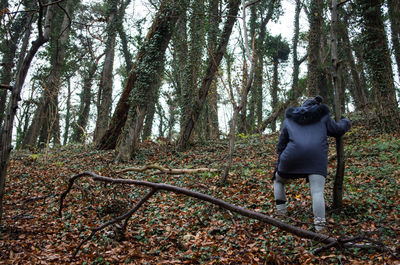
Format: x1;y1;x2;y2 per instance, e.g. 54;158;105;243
273;173;326;221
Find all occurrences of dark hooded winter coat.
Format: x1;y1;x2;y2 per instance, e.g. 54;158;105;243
276;101;351;178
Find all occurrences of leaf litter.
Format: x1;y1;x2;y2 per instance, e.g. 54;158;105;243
0;122;399;264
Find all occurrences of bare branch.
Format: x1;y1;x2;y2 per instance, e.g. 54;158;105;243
116;164;220;175
0;84;12;91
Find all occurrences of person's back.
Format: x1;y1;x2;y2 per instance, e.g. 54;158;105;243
273;96;351;231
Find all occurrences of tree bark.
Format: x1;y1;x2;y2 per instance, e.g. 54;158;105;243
330;0;345;210
206;0;221;139
177;0;241;151
339;14;368;110
21;1;76;148
357;0;400;132
388;0;400;81
115;0;184;161
93;0;119;143
182;0;206;140
307;0;324;96
0;1;55;224
71;63;97;143
97;0;184;150
0;0;34;128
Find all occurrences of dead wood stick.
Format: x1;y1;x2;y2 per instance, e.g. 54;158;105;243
116;164;220;175
59;172;392;257
72;188;156;258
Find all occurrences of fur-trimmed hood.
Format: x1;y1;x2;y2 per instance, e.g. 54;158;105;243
285;104;330;125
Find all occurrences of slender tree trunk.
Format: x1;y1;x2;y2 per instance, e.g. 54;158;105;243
0;1;54;224
71;63;97;143
271;57;279;132
331;0;345;209
206;0;221;139
177;0;241;151
63;77;72;145
290;0;302;102
358;0;400;132
339;15;368;110
221;0;256;184
93;0;119;143
115;0;184;161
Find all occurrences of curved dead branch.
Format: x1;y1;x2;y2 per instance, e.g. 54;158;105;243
59;171;394;258
116;164;220;175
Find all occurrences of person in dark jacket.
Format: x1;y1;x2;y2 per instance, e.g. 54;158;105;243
274;95;351;231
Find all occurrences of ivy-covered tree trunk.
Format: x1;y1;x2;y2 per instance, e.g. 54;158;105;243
21;1;77;148
71;63;97;143
388;0;400;81
115;0;184;161
98;0;185;150
339;14;368;110
93;0;119;143
0;0;33;128
183;0;206;140
205;0;221;139
357;0;400;132
0;0;55;224
248;0;277;132
307;0;324;96
177;0;240;150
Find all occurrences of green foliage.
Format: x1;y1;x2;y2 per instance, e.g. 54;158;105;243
264;34;290;61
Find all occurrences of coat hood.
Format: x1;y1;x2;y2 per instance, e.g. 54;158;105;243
285;104;330;125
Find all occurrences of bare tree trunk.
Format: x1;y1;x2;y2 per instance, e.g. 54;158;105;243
63;77;72;145
221;0;256;184
331;0;345;209
271;58;279;132
177;0;241;151
93;0;119;143
0;1;55;224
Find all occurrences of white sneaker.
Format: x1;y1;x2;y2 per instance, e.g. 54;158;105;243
276;204;287;216
314;217;326;232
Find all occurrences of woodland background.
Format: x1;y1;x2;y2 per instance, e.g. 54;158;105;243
0;0;399;263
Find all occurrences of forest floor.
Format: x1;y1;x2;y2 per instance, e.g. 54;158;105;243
1;118;399;264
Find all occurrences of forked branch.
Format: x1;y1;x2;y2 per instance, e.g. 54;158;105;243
59;172;395;258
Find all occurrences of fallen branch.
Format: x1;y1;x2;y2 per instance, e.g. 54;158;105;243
59;171;394;258
116;164;220;175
